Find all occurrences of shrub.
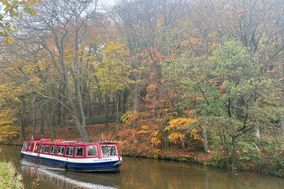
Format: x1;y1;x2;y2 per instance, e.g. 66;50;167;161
0;161;23;189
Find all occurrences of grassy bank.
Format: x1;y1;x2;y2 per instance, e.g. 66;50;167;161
0;161;23;189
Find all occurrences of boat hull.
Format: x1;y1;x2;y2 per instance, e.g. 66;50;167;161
21;151;122;172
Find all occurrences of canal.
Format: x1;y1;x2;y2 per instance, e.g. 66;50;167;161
0;145;283;189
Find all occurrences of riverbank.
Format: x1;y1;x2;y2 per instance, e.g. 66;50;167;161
1;123;283;178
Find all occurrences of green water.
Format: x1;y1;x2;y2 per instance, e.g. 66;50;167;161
0;145;283;189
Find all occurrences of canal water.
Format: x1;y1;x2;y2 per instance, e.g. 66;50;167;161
0;145;283;189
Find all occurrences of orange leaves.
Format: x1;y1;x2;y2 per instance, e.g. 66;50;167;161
137;125;162;147
168;133;185;144
121;111;140;126
120;110;163;147
146;83;158;93
148;48;176;62
150;134;161;146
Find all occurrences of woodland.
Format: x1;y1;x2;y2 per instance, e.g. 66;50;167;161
0;0;283;176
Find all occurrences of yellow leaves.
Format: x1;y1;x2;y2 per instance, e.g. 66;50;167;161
165;118;196;131
102;42;128;57
0;109;18;140
165;117;201;144
4;36;15;45
0;109;16;127
190;128;200;140
0;83;26;104
168;133;185;144
208;56;217;62
0;125;19;138
0;126;19;139
91;41;131;95
121;111;140;125
150;135;161;146
29;76;41;88
137;125;162;146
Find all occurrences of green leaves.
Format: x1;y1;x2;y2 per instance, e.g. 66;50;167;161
23;6;37;16
91;42;131;96
166;38;283;168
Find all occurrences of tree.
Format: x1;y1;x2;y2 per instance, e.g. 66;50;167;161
181;40;282;171
0;0;38;43
13;0;99;141
91;42;131;132
164;118;199;148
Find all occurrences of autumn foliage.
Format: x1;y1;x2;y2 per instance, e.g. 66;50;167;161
0;0;284;176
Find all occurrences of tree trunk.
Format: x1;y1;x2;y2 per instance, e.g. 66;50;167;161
202;127;209;152
49;102;56;139
98;94;103;116
255;127;260;139
60;93;66;127
219;130;230;169
112;95;116;114
281;63;284;147
50;123;56;139
105;97;110;133
32;103;37;138
19;100;26;141
163;120;170;150
230;136;238;173
40;106;45;138
281;112;284;150
88;93;92;117
116;94;119;131
133;85;139;113
181;139;185;148
73;115;89;142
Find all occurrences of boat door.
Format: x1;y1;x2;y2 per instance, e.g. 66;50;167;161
65;146;74;168
34;142;42;164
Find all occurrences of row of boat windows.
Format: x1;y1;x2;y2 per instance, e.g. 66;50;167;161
29;144;117;157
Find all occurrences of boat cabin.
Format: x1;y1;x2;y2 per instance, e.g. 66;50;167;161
22;138;120;159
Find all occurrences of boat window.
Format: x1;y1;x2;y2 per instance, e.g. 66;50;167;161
34;144;38;152
44;145;50;153
57;146;65;156
101;145;117;156
22;142;28;151
75;147;84;157
50;146;57;154
87;146;97;156
66;147;74;157
40;145;45;153
28;144;33;151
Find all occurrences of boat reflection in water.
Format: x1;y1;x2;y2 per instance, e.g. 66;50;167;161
21;160;117;189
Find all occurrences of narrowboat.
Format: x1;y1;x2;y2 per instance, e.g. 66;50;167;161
20;138;122;172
